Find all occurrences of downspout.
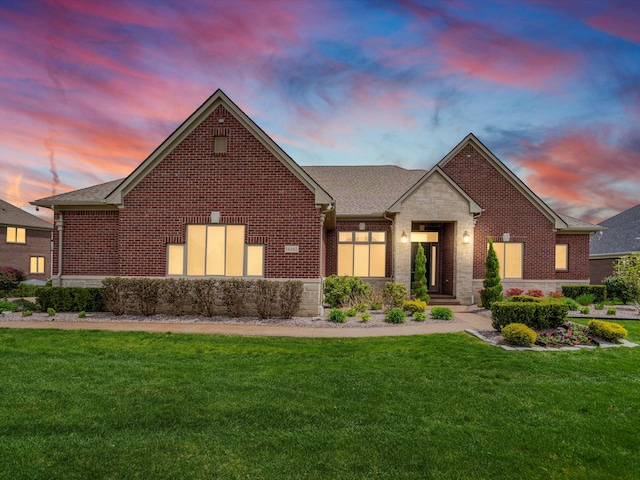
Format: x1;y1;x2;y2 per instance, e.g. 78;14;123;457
384;211;395;282
55;213;63;287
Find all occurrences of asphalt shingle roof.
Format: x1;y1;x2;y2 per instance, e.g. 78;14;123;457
33;179;124;205
590;203;640;255
303;165;426;216
0;199;52;229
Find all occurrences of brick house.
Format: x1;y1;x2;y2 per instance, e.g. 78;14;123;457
1;198;53;282
589;203;640;283
33;90;601;314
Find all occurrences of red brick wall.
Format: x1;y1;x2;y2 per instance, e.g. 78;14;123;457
442;144;558;280
110;104;322;279
0;226;51;281
555;233;590;281
590;258;616;284
53;211;120;276
325;219;393;277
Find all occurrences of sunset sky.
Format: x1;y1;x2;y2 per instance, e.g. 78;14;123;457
1;0;639;223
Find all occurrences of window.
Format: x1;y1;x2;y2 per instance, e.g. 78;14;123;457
6;227;26;243
491;242;523;279
30;256;45;274
338;231;386;277
168;225;263;277
214;136;227;154
555;244;568;270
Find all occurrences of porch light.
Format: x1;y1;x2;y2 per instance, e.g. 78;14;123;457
463;231;470;244
401;231;408;244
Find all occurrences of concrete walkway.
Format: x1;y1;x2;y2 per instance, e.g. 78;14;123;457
0;306;493;338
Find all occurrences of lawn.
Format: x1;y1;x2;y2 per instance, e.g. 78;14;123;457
0;322;639;479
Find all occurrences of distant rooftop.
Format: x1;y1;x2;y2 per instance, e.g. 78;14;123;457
0;198;52;229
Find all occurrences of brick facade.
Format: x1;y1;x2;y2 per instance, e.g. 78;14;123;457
1;226;51;281
589;257;616;284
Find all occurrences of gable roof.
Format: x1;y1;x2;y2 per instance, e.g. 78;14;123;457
590;203;640;256
303;165;425;217
387;166;482;214
33;90;333;208
0;199;52;230
438;133;570;230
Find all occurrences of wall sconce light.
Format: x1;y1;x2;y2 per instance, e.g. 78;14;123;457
463;231;470;244
401;231;408;244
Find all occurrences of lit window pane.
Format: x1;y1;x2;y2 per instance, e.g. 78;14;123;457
187;225;206;276
225;225;245;276
371;232;385;243
206;226;225;275
16;228;25;243
427;232;438;242
556;244;568;270
353;244;369;276
505;243;523;278
337;244;353;276
491;242;506;279
369;244;385;277
30;257;38;273
246;245;264;276
354;232;369;242
411;232;427;243
167;245;184;275
338;232;352;242
38;256;45;273
430;245;437;287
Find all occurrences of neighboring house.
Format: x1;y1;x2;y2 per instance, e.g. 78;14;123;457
33;89;602;315
589;203;640;283
1;198;53;282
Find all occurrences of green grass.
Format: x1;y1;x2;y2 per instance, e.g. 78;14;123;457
0;324;639;479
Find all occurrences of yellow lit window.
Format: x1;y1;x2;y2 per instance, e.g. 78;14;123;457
555;244;568;270
337;231;386;277
30;256;45;274
491;242;523;279
6;227;26;243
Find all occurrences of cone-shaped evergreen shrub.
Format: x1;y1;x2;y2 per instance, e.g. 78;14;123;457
412;243;428;302
481;238;503;309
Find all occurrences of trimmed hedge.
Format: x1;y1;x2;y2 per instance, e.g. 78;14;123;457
37;287;104;312
588;320;628;343
491;298;568;331
561;284;606;303
502;323;537;347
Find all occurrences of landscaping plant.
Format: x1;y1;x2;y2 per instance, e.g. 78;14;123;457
588;320;628;343
612;252;640;311
403;299;427;314
322;275;371;308
0;266;26;297
328;308;347;323
430;306;453;320
385;308;406;324
501;323;536;347
413;311;427;322
411;243;429;302
480;238;503;309
382;282;407;308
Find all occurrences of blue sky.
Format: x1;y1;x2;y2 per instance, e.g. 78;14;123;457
1;0;639;222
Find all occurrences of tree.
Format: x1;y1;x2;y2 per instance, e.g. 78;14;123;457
411;243;429;302
0;266;27;298
481;238;503;309
613;252;640;311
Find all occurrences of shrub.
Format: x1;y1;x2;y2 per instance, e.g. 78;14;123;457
47;308;56;316
612;252;640;309
345;308;357;317
22;310;33;317
385;308;406;324
403;299;427;314
279;281;304;319
161;278;192;316
8;298;37;312
190;279;219;317
219;279;251;318
560;296;580;311
507;295;543;303
575;293;595;306
382;282;407;308
607;308;617;315
603;275;635;303
369;293;383;311
505;288;524;298
595;302;604;310
5;282;41;298
102;278;131;315
360;313;371;322
129;279;162;316
481;238;503;309
547;291;564;299
561;284;606;303
412;244;428;302
78;311;86;318
39;286;105;313
502;323;537;347
322;275;371;308
328;308;347;323
524;289;544;298
491;299;568;331
588;320;628;343
580;307;590;314
0;266;27;295
254;280;281;319
413;311;427;322
0;300;17;312
430;306;453;320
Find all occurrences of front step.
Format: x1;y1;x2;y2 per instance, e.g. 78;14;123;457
428;294;461;305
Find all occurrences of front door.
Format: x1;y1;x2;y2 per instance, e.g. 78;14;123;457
411;241;439;293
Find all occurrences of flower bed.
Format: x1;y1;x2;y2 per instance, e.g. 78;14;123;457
535;321;594;347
